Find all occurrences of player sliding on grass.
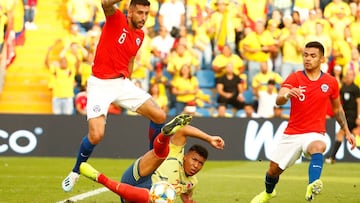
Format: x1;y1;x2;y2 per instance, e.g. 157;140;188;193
251;41;356;203
80;123;225;203
62;0;172;192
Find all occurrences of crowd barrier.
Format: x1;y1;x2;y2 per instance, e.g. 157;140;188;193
0;114;359;162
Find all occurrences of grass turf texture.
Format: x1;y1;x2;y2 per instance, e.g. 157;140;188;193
1;157;359;203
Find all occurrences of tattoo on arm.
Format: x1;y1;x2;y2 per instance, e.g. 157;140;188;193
335;110;348;130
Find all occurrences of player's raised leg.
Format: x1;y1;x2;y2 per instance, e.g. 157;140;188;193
80;162;150;203
161;114;192;136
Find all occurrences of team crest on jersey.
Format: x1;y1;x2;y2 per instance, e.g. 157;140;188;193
93;105;101;113
136;38;141;46
321;84;329;93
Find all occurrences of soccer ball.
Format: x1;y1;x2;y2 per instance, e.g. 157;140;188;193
149;181;176;203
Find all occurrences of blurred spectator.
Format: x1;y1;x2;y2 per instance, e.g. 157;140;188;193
150;67;170;98
215;63;245;117
350;0;360;16
158;0;185;33
84;24;101;52
242;0;268;30
131;35;154;91
48;57;76;115
328;5;353;43
63;23;86;48
212;44;246;87
292;0;319;23
78;50;94;89
331;26;353;71
150;26;174;70
252;62;283;93
268;0;293;17
279;23;304;79
301;9;321;37
149;83;169;113
171;64;199;114
240;19;277;85
343;47;360;76
167;42;199;79
291;10;302;25
143;0;159;38
208;0;237;54
238;103;260;118
279;14;293;38
266;19;282;73
257;79;278;118
324;0;351;19
271;105;289;119
304;21;332;65
23;0;37;30
66;0;96;35
45;39;65;69
333;65;343;87
192;12;213;70
349;7;360;49
93;0;105;27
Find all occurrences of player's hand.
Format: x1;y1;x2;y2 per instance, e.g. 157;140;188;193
346;133;356;150
210;136;225;150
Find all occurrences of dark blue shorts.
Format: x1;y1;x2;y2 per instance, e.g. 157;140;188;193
120;158;152;202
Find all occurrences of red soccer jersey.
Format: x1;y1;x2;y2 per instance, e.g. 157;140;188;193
283;71;339;134
92;10;144;79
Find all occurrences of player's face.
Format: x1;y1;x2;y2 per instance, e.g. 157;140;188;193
128;5;150;29
183;151;206;176
303;47;324;70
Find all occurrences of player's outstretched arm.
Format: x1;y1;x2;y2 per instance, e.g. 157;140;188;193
102;0;122;16
171;125;225;150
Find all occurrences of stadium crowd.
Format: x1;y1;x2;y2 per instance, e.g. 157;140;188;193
2;0;360;118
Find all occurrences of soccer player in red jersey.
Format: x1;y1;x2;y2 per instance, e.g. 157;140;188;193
62;0;183;194
251;41;356;203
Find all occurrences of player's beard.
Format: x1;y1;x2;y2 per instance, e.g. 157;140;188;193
133;19;145;29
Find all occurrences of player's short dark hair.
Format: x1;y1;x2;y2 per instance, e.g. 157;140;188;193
188;144;208;159
129;0;150;7
305;41;325;56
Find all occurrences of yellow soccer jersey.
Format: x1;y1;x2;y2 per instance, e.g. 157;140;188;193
252;71;283;93
281;35;304;64
78;62;92;87
48;65;76;98
241;30;275;62
167;51;199;78
350;21;360;46
323;2;351;19
152;143;198;195
293;0;316;9
243;0;267;23
211;54;244;78
171;76;199;103
328;16;354;42
333;39;352;67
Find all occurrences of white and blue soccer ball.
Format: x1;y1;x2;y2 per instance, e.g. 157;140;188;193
149;181;176;203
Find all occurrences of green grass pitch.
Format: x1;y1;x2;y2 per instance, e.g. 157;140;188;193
0;157;359;203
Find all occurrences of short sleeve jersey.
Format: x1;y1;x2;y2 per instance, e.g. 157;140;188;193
92;10;144;79
152;143;198;195
283;71;339;134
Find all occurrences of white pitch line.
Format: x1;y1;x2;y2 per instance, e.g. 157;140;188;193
56;187;109;203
